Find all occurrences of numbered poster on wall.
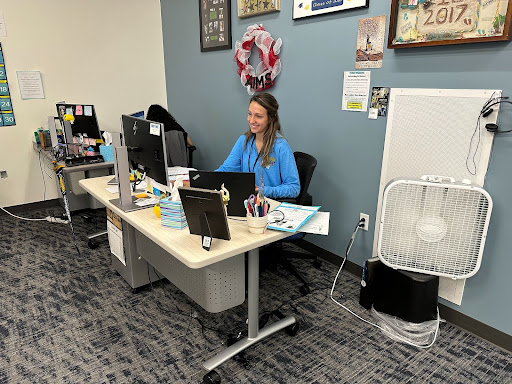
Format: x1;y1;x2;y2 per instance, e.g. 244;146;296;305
0;43;15;126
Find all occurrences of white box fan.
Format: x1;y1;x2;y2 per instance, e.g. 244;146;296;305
377;176;492;279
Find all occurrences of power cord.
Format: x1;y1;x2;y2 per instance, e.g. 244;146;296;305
0;207;48;221
466;93;511;175
329;217;441;349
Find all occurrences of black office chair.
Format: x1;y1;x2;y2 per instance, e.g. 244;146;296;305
264;151;319;295
146;104;196;167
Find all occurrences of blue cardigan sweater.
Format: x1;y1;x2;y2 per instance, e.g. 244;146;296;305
216;134;300;199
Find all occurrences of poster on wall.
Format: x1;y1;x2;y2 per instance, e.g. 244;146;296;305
368;87;390;119
237;0;280;18
342;71;371;112
199;0;232;52
17;71;45;99
0;43;15;126
356;15;386;69
292;0;369;20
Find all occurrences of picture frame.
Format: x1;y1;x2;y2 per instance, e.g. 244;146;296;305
199;0;232;52
238;0;281;18
292;0;369;20
388;0;512;49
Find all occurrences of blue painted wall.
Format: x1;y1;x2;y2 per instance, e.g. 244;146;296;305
160;1;511;335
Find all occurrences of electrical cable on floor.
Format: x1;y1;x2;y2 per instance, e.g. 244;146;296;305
329;217;441;349
0;207;48;221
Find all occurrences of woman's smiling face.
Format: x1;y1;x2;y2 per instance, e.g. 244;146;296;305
247;101;269;137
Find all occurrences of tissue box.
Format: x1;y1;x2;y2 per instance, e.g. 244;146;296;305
160;197;188;230
99;145;114;162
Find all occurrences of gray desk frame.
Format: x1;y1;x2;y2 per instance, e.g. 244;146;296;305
79;176;297;378
62;161;114;211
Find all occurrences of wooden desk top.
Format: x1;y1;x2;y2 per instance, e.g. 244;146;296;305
79;176;290;269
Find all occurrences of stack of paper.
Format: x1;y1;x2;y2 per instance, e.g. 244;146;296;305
160;197;188;229
168;166;196;182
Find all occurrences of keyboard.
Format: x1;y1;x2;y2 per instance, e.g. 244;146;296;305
65;155;105;167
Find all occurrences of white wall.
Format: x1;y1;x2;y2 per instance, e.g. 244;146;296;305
0;0;167;207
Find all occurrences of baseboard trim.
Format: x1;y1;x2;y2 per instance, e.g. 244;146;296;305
0;199;60;216
295;239;511;352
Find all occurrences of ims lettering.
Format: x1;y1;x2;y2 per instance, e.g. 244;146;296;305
245;73;272;90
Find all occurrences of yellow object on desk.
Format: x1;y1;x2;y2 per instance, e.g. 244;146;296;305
153;204;161;218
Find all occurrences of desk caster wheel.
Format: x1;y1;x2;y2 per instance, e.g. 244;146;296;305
203;370;221;384
313;259;322;268
299;284;310;296
88;240;98;249
285;322;300;337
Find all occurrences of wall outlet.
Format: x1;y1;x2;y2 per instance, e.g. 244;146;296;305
0;169;7;179
360;213;369;231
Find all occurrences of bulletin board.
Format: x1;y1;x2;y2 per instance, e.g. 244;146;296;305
388;0;512;48
371;88;500;304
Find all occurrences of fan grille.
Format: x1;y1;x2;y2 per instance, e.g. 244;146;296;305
378;181;492;279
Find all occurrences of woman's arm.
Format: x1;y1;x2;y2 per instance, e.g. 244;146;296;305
264;140;300;199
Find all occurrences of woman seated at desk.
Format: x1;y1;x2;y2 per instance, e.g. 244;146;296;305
216;92;300;199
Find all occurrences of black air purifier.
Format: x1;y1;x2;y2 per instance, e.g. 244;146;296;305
369;262;439;323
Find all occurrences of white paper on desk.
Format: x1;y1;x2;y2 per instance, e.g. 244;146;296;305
106;186;119;194
107;220;125;266
134;197;159;207
299;212;330;235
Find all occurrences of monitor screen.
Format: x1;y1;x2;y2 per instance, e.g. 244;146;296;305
178;187;231;241
130;111;144;119
121;114;169;187
56;103;102;140
189;171;255;217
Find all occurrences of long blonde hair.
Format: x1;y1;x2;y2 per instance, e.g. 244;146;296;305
243;92;282;168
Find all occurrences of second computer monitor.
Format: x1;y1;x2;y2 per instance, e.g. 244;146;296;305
189;171;255;217
121;114;169;187
56;103;102;140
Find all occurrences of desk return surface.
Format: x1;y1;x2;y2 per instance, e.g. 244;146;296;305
79;176;289;269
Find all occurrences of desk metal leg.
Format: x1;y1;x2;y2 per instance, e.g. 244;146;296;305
202;247;296;374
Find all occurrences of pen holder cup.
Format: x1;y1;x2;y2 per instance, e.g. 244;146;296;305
247;215;268;234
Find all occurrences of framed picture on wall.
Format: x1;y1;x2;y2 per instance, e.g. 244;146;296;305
237;0;281;18
199;0;232;52
292;0;369;20
388;0;512;48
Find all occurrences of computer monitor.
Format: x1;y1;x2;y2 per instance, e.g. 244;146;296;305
121;114;169;187
178;187;231;242
56;103;102;139
189;171;255;217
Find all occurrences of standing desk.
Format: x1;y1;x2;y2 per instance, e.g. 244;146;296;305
79;176;297;381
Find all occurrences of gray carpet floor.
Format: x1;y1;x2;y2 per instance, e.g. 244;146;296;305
0;207;511;384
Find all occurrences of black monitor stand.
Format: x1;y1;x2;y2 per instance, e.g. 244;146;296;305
200;212;212;251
